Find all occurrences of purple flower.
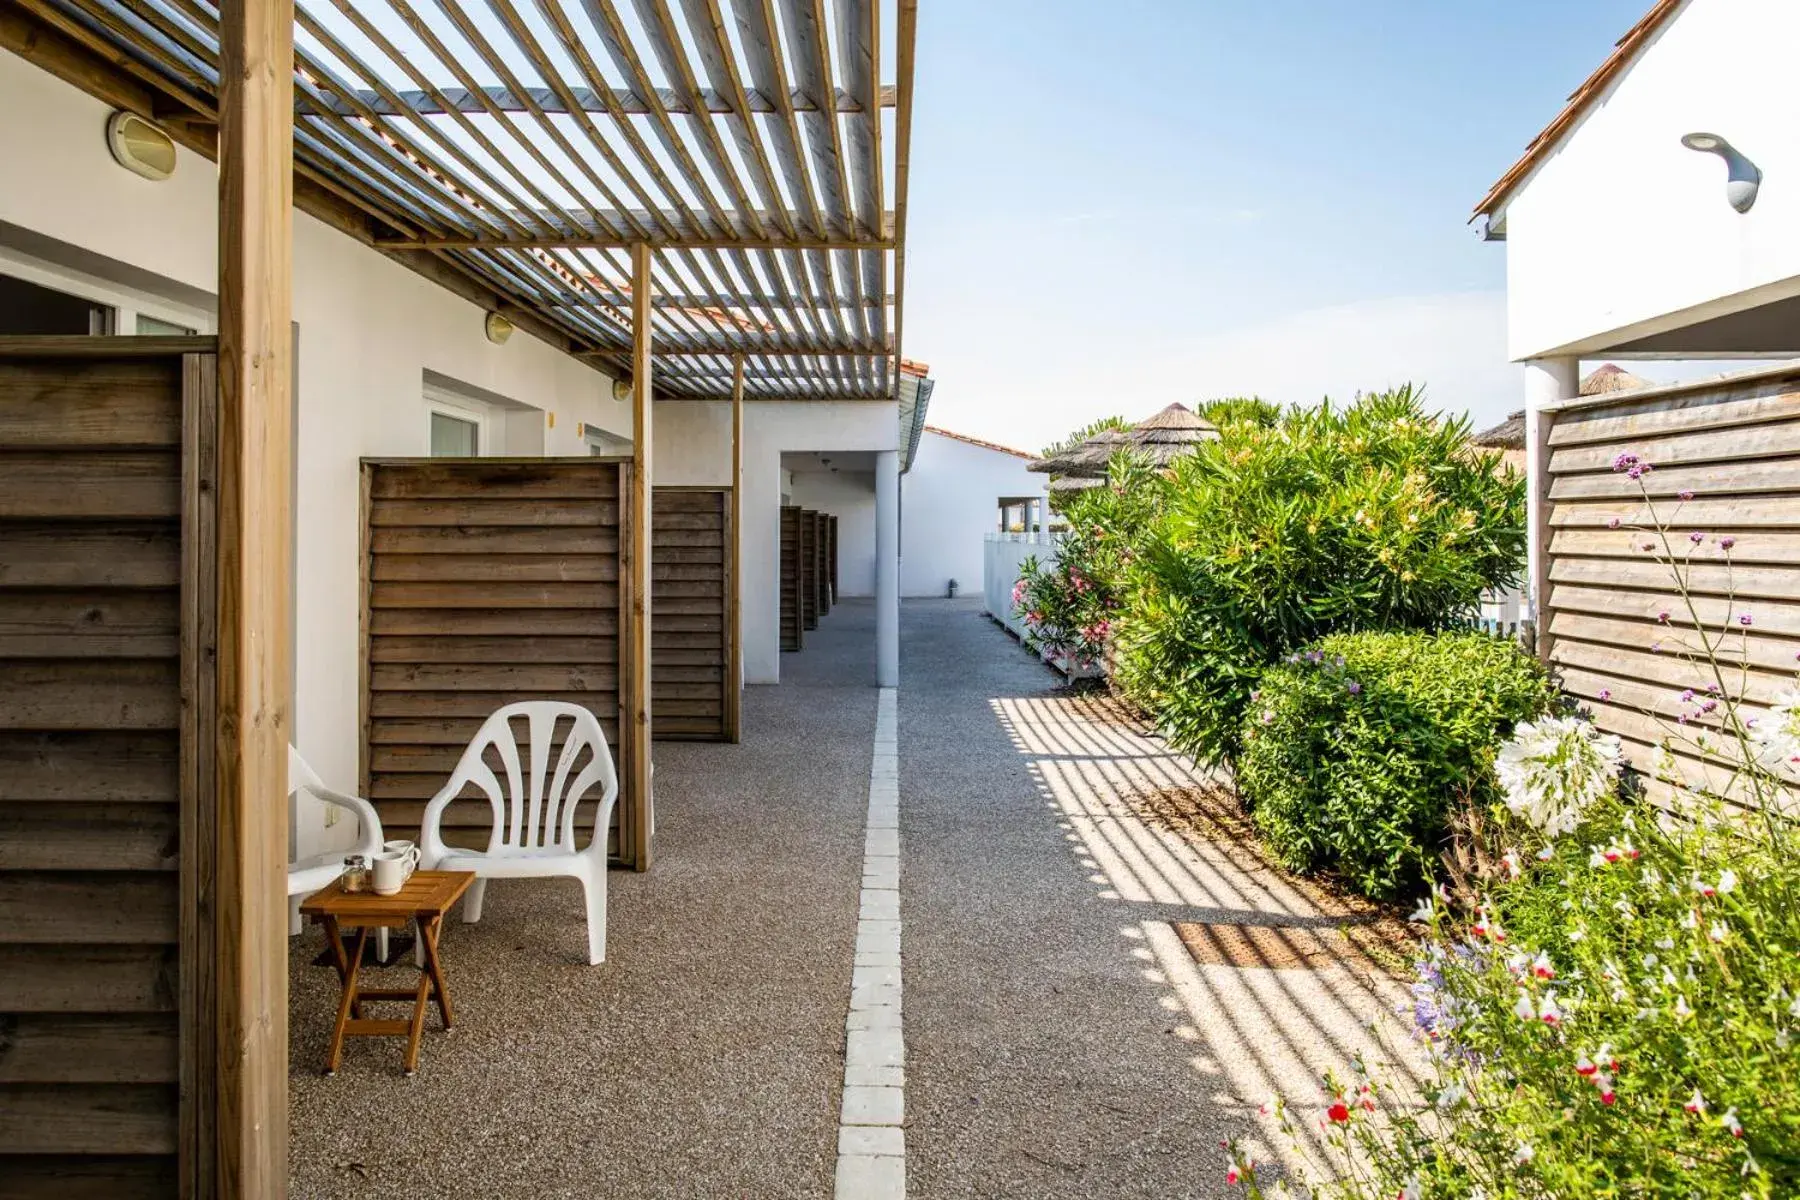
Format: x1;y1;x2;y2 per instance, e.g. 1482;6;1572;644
1680;689;1695;703
1628;464;1649;480
1599;688;1613;701
1740;614;1754;627
1689;531;1705;544
1720;536;1736;550
1347;680;1363;695
1702;699;1718;713
1612;452;1640;474
1641;540;1656;552
1607;517;1622;529
1658;610;1670;624
1678;489;1694;501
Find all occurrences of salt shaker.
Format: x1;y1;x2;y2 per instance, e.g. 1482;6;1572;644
341;854;370;893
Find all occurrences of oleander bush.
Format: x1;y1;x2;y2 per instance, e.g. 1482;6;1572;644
1237;630;1554;899
1114;385;1526;766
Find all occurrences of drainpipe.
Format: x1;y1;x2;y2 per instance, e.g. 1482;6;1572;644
876;449;900;686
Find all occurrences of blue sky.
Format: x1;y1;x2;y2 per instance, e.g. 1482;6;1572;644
903;0;1655;449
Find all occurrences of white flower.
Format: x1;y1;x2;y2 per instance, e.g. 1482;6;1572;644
1496;716;1622;836
1409;898;1435;923
1515;1142;1535;1165
1751;688;1800;773
1718;869;1738;894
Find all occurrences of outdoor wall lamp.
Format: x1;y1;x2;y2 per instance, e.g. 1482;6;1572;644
1681;132;1761;213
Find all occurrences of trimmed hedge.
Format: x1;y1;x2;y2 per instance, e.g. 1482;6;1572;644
1237;630;1554;899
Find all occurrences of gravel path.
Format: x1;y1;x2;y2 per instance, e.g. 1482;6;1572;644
288;605;877;1199
288;597;1406;1198
900;599;1407;1199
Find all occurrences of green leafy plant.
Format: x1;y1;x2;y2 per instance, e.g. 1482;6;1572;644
1039;413;1130;459
1236;630;1555;899
1114;385;1525;765
1198;395;1283;430
1015;453;1166;669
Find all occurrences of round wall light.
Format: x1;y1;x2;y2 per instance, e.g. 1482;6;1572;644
1681;132;1761;213
483;311;514;344
106;111;177;182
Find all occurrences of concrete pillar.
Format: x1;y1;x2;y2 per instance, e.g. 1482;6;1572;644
876;449;900;687
1523;357;1579;659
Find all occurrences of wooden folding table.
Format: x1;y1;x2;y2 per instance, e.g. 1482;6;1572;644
300;869;476;1075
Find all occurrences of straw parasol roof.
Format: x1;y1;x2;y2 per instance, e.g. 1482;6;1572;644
1029;404;1219;477
1473;365;1656;453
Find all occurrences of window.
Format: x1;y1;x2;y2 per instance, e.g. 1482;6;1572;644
0;272;109;335
585;427;632;457
0;246;210;337
135;313;195;336
429;410;480;457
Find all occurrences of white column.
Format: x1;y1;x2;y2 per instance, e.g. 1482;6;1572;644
876;449;900;687
1523;356;1578;659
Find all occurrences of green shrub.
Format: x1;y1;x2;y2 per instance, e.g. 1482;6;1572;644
1237;630;1553;899
1114;385;1525;765
1197;395;1282;430
1016;454;1166;669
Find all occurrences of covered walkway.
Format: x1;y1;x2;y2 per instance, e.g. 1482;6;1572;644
288;599;1404;1198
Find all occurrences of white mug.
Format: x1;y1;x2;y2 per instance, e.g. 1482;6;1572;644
383;839;419;873
372;844;420;896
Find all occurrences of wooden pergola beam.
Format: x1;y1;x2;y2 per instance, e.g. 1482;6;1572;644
213;0;291;1193
377;235;893;252
727;354;744;744
298;81;897;117
627;242;654;872
577;340;890;358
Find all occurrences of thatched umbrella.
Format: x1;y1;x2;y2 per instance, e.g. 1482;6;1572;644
1581;363;1654;395
1029;404;1219;479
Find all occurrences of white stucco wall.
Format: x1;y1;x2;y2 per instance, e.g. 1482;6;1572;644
1500;0;1800;359
900;431;1045;598
790;470;877;598
0;50;634;860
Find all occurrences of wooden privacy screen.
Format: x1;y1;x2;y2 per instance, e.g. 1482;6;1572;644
653;486;737;742
828;514;839;604
780;505;803;651
361;458;644;866
800;508;819;630
813;511;832;618
1539;365;1800;812
0;338;219;1196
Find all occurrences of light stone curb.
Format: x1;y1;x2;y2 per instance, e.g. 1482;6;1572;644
835;685;906;1199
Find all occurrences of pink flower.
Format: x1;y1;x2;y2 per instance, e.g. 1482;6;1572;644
1686;1088;1707;1114
1678;489;1695;501
1597;1073;1617;1105
1722;1107;1743;1138
1690;531;1705;544
1599;688;1612;701
1720;536;1736;549
1607;516;1622;529
1225;1156;1241;1186
1740;613;1754;627
1658;610;1671;624
1539;993;1564;1025
1532;951;1555;980
1575;1053;1598;1077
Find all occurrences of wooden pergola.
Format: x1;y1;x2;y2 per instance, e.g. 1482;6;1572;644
0;1;915;1193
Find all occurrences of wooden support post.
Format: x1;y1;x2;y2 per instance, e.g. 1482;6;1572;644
726;354;744;743
629;242;654;869
215;0;292;1193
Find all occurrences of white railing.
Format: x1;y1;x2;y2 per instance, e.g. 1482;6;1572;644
1477;585;1525;638
983;532;1062;639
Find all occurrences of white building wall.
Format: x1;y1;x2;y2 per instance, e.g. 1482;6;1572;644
900;431;1044;598
790;470;877;597
0;50;634;860
1501;0;1800;359
651;397;897;684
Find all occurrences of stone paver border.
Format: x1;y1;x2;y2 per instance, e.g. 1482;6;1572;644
835;686;905;1198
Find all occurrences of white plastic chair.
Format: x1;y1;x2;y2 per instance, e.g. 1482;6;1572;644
287;746;385;937
419;702;620;965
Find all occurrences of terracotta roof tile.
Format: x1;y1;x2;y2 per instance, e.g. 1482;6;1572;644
923;425;1039;460
1473;0;1682;221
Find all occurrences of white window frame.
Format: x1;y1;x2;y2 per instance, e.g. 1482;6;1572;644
0;244;212;336
424;384;494;457
583;425;633;457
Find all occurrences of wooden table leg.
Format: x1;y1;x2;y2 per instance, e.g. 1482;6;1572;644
326;924;370;1074
321;916;363;1019
419;915;454;1030
403;964;430;1075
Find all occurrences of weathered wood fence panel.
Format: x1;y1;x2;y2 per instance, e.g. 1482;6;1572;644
361;459;642;865
827;515;839;604
800;508;819;630
780;505;803;652
812;511;831;617
1541;366;1800;811
652;486;734;741
0;338;219;1197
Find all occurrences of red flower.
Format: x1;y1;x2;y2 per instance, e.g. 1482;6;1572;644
1327;1102;1350;1124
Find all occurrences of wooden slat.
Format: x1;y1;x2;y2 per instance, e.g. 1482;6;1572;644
369;636;618;664
368;691;620;719
369;663;620;692
0;358;183;447
0;1155;178;1199
0;946;178;1013
1548;634;1791;706
1550;527;1800;565
1549;583;1800;638
0;873;179;944
0;1015;178;1083
0;451;180;519
367;459;617;499
1548;555;1800;602
369;608;616;637
367;498;617;527
0;804;179;870
1551;496;1800;528
1548;382;1800;448
1549;610;1800;675
1550;416;1800;475
1548;456;1800;501
0;732;178;803
0;1084;177;1155
0;662;180;730
369;581;618;609
0;525;180;588
370;554;618;583
369;525;617;554
0;590;179;658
